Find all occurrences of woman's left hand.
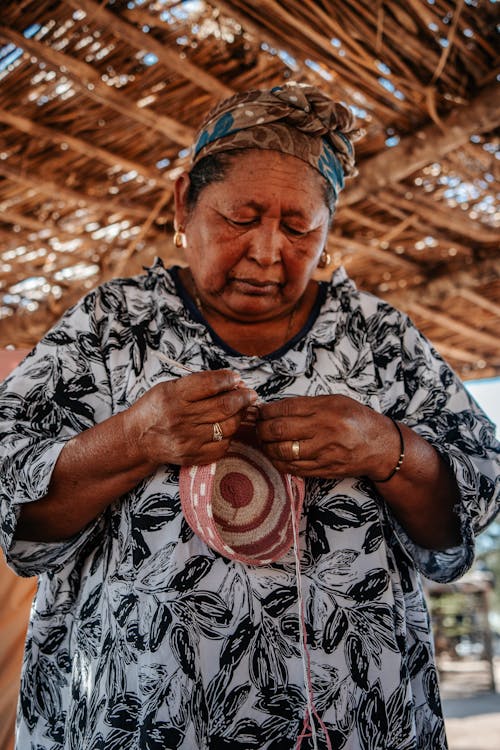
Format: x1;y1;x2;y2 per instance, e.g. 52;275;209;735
256;394;398;480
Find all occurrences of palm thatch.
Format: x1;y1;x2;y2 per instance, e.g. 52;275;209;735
0;0;498;379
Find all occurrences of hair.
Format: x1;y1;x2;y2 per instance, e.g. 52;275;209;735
186;150;337;222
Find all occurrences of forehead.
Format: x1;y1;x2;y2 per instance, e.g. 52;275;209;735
207;149;328;213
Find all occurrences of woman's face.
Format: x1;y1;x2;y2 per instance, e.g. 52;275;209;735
174;149;331;323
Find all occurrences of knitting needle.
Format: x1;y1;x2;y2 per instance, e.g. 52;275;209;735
156;351;197;374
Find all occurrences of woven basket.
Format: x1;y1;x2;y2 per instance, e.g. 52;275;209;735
180;440;305;565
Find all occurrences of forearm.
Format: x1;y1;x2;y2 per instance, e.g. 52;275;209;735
372;419;462;550
15;370;257;543
16;411;156;542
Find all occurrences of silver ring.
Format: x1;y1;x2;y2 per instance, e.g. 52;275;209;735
212;422;224;442
291;440;300;460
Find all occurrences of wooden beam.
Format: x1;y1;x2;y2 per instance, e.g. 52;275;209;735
386;257;500;309
435;341;488;365
328;235;421;271
0;25;195;146
0;209;51;233
215;0;414;120
111;188;172;278
0;210;121;255
382;185;499;246
457;288;500;319
63;0;233;99
0;226;98;267
342;83;500;207
405;301;500;350
373;196;475;258
0;107;171;188
0;162;151;218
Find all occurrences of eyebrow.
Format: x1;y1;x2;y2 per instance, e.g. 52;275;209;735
228;200;310;219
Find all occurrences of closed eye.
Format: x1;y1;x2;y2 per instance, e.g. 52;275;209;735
282;224;309;238
226;216;257;227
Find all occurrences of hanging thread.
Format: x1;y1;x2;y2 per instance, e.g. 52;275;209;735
286;475;332;750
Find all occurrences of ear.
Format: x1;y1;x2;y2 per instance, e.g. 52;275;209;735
173;171;191;228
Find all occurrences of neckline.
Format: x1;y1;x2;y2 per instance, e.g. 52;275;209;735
170;266;327;360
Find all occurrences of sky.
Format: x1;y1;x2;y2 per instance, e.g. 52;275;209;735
466;377;500;437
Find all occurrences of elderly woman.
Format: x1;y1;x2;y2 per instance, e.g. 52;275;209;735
0;82;498;750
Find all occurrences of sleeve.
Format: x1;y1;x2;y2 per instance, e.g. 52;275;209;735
0;287;115;577
374;304;500;583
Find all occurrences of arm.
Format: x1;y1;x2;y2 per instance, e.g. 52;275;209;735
16;370;257;542
361;411;462;550
258;300;499;561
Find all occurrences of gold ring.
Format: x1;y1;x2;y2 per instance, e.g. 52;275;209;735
212;422;224;442
291;440;300;460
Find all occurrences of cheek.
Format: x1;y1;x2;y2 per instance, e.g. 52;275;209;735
284;249;321;285
188;232;243;289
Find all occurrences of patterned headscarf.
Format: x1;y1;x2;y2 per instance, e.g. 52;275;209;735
191;81;360;200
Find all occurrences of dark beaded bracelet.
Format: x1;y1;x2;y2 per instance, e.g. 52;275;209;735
374;418;405;483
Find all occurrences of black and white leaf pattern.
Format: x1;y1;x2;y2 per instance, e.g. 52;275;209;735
322;604;349;654
250;627;287;692
148;602;172;651
261;586;297;617
219;616;255;671
357;681;388;750
345;633;370;690
2;263;498;749
347;569;390;603
170;624;197;680
362;523;383;554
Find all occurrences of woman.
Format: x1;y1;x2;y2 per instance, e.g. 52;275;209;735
0;82;498;750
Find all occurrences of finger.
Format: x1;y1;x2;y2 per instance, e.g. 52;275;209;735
176;369;244;402
199;387;258;423
203;412;245;445
241;404;259;426
258;396;315;421
262;438;313;463
179;439;232;466
257;416;314;444
268;459;328;477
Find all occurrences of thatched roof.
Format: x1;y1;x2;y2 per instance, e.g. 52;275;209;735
1;0;498;379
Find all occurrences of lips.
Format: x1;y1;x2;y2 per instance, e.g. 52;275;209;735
231;278;281;294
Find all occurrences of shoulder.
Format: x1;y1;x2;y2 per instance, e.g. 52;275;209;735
325;266;408;325
72;259;181;319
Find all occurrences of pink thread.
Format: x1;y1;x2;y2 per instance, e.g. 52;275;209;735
286;476;332;750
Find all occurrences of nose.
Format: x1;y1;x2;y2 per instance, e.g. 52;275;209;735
246;221;283;267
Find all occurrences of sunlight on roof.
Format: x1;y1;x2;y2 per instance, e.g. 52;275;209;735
54;263;99;282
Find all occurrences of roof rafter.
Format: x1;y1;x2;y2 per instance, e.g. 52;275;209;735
328;234;422;272
62;0;233;99
457;288;500;319
0;162;152;218
342;82;500;207
405;301;499;350
435;341;490;365
385;185;498;245
0;25;195;145
0;107;172;188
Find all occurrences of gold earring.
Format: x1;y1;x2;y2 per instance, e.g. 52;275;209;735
318;250;331;269
173;225;187;249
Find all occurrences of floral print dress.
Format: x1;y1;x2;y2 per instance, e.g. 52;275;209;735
1;261;498;750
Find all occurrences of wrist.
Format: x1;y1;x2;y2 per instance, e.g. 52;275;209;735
120;406;158;475
371;417;405;484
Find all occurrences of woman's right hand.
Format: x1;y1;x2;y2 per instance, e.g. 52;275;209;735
124;370;258;468
16;369;257;542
